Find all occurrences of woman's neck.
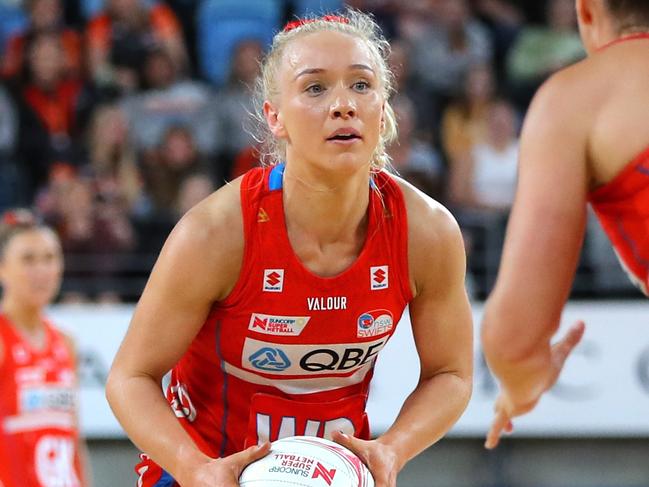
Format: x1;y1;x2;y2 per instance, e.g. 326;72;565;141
1;297;43;333
282;161;371;246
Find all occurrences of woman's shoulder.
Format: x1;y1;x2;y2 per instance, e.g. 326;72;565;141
392;175;461;241
177;176;245;241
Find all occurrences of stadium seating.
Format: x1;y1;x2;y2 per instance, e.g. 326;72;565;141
196;0;282;86
292;0;343;17
0;3;27;53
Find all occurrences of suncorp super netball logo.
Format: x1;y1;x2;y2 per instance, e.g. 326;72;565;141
357;309;394;338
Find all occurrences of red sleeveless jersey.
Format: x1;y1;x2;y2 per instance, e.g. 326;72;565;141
137;164;413;485
0;314;82;487
589;146;649;295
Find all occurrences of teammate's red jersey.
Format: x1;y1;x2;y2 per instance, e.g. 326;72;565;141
137;164;413;485
589;146;649;295
0;314;82;487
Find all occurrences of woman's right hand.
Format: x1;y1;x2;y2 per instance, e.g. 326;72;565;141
182;443;271;486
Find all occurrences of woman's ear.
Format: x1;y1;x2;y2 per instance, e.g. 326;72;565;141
263;101;287;138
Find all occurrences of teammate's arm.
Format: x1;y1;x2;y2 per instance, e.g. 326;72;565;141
106;184;269;486
481;70;589;447
335;185;473;486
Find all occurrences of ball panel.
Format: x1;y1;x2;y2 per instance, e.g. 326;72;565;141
239;436;374;487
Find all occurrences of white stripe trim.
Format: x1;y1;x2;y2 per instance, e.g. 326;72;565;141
3;411;75;434
222;361;372;395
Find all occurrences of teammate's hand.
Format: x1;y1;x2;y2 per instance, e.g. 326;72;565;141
331;431;400;487
182;442;270;486
485;320;585;449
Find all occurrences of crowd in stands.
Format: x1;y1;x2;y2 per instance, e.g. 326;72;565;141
0;0;635;301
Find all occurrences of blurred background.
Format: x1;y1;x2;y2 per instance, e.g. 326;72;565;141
0;0;646;485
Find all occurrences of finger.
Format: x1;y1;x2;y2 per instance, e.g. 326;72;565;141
485;410;510;450
504;420;514;433
230;442;271;474
331;431;360;454
553;320;586;364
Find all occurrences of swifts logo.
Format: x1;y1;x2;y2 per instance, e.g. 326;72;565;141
370;265;388;290
357;309;394;337
263;269;284;292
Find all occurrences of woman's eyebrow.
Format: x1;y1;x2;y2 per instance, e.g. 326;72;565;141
294;64;375;80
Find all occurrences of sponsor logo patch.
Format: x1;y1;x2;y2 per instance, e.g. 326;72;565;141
242;337;388;376
263;269;284;292
312;462;337;485
248;314;310;336
357;309;394;337
370;265;388;290
249;347;292;371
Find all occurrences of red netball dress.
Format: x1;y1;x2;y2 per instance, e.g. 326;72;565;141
589;146;649;295
137;164;413;486
0;315;82;487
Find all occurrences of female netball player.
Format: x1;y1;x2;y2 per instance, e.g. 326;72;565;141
481;0;649;449
0;209;89;486
106;10;474;487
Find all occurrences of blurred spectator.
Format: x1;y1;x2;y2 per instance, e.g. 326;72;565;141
0;83;20;210
13;32;88;199
1;0;82;80
441;63;496;167
230;145;262;180
448;98;519;211
388;38;436;142
87;104;143;212
409;0;493;101
38;171;136;302
86;0;188;95
140;125;208;217
506;0;585;108
389;95;444;199
472;0;524;82
175;171;214;217
135;125;208;253
218;39;264;163
120;47;220;156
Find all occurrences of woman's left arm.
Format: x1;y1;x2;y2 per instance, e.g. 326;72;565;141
334;188;473;486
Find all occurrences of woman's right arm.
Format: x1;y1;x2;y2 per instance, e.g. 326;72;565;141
106;183;268;485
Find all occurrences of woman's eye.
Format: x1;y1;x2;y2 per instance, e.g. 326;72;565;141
353;81;370;92
306;84;324;95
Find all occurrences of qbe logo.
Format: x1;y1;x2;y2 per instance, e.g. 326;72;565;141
370;265;388;290
357;309;394;337
263;269;284;292
249;347;291;371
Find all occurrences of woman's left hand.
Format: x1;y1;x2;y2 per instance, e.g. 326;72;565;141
331;431;401;487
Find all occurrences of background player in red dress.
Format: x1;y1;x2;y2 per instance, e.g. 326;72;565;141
481;0;649;449
0;209;90;486
106;10;474;487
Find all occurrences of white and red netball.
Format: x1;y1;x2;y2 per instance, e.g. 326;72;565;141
239;436;375;487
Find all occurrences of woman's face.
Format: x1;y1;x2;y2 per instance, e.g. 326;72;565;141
0;229;63;309
266;30;384;177
29;35;64;87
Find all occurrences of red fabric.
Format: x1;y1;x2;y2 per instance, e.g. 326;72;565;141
22;80;82;136
137;166;412;483
0;315;82;487
589;146;649;295
598;32;649;51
